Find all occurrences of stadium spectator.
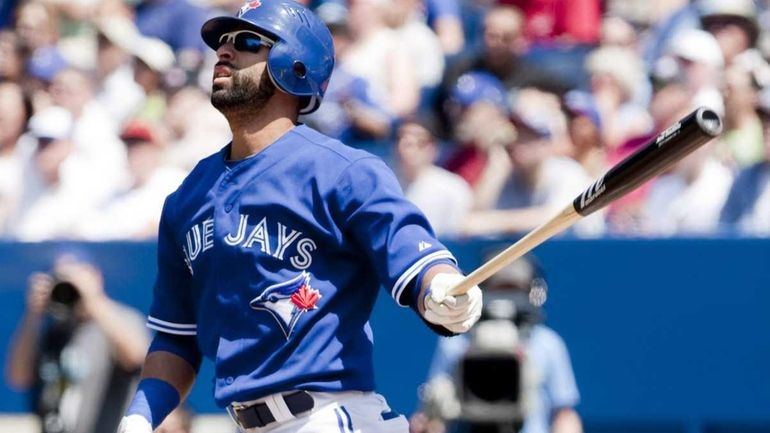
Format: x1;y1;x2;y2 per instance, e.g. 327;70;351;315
0;30;26;82
584;46;652;150
4;106;98;240
161;84;231;172
641;0;699;69
413;253;582;433
438;5;569;137
14;1;60;56
719;64;765;169
129;36;176;122
600;15;639;50
387;0;446;109
423;0;465;56
642;142;733;236
442;71;517;189
4;248;149;433
697;0;761;69
133;0;208;61
48;68;127;204
300;19;392;142
394;117;473;237
344;0;420;119
498;0;602;89
14;1;69;85
561;90;606;178
74;120;186;240
666;28;725;116
719;94;770;235
605;82;692;234
498;0;601;46
461;114;604;238
93;16;145;126
0;82;30;235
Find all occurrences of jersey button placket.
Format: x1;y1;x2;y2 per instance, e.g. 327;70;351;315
219;170;237;213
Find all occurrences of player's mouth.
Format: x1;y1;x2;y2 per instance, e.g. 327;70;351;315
213;63;234;83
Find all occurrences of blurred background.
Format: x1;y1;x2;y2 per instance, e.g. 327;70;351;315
0;0;769;432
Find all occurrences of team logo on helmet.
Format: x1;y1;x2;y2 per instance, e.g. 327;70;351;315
238;0;262;17
250;271;321;339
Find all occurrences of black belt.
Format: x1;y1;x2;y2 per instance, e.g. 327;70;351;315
231;391;315;429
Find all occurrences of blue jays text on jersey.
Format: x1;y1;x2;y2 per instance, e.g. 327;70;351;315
180;214;318;273
145;125;456;407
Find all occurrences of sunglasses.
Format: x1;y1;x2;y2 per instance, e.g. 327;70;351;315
217;30;274;53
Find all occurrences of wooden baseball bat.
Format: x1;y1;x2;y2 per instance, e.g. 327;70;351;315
448;107;723;296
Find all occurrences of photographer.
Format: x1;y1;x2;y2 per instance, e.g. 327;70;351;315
5;249;150;433
411;254;582;433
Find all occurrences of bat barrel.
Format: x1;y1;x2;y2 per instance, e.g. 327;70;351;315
446;107;723;297
574;107;722;216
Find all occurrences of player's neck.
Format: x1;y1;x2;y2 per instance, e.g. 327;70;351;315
226;100;299;161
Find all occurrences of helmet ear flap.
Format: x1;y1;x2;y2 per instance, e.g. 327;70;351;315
266;40;316;97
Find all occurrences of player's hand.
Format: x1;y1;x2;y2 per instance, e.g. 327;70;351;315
423;273;482;334
117;415;153;433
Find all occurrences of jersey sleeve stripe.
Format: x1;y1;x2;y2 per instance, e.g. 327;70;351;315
147;322;198;336
391;250;457;306
148;316;198;329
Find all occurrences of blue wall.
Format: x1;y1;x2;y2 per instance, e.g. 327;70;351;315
0;238;769;433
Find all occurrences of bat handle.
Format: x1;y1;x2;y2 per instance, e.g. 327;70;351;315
447;205;582;296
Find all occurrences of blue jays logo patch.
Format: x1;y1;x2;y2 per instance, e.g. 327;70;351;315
238;0;262;16
250;271;321;339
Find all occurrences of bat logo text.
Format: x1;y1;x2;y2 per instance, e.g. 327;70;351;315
656;121;681;147
579;175;606;210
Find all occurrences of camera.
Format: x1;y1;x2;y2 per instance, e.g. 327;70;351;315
47;278;81;323
455;292;540;427
50;279;80;307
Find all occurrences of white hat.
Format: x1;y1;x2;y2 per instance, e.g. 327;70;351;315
132;36;175;73
585;46;644;98
95;16;141;52
28;106;74;140
668;29;724;67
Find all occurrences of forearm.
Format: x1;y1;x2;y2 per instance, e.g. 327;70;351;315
140;350;197;398
434;18;464;56
87;297;149;370
552;408;582;433
5;312;43;389
121;350;198;431
460;207;551;236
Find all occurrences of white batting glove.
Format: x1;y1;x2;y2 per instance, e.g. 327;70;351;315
117;415;152;433
423;273;482;334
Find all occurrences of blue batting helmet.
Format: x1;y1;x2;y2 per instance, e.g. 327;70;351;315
201;0;335;114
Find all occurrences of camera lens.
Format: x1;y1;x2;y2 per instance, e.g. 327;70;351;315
50;281;80;307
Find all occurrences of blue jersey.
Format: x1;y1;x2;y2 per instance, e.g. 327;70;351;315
146;125;455;406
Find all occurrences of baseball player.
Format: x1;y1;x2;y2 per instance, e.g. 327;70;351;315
118;1;483;433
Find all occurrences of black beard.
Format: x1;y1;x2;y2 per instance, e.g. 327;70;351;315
211;69;276;112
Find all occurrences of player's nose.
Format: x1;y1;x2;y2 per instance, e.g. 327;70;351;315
216;43;236;61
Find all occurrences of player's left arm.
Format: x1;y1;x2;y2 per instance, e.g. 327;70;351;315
331;156;482;335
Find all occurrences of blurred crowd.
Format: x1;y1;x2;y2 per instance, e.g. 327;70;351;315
1;0;770;241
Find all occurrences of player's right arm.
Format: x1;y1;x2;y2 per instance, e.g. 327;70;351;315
118;335;201;433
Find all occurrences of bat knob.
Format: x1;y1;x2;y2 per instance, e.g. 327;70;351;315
696;107;723;137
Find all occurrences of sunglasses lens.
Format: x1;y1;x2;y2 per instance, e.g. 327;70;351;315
234;33;264;52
